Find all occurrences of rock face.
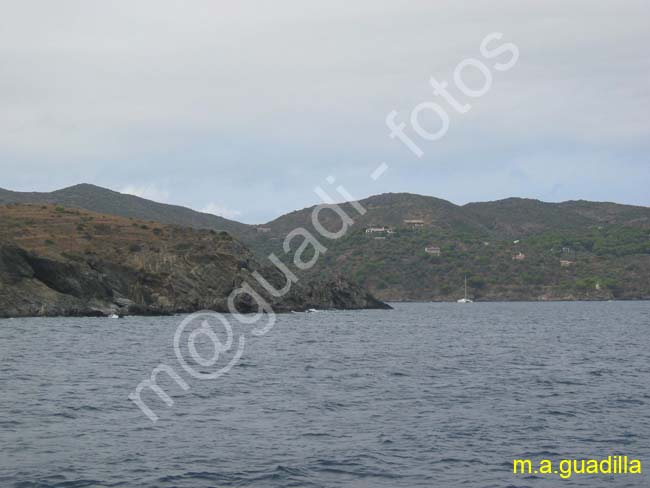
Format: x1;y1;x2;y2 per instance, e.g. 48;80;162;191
286;277;392;311
0;205;390;317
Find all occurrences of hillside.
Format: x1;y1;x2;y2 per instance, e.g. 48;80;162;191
0;204;389;317
0;184;253;237
3;185;650;302
464;198;650;236
263;193;488;236
250;193;650;301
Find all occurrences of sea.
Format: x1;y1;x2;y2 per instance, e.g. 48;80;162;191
0;302;648;487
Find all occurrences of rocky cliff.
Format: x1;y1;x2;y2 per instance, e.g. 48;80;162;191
0;204;390;317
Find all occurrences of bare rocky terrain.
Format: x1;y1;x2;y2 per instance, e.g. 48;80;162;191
0;204;389;317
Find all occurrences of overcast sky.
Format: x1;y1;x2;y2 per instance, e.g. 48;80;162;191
1;1;649;223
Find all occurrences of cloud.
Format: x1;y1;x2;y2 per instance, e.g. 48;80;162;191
0;1;649;219
120;184;169;203
201;202;243;220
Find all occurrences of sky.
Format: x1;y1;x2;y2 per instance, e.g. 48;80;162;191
1;0;649;224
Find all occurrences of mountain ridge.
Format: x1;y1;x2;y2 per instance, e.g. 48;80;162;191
2;184;650;302
0;183;252;236
3;184;649;230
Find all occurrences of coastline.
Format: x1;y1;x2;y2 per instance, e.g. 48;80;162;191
5;298;650;320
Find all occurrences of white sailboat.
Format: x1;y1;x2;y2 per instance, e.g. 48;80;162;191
457;276;473;303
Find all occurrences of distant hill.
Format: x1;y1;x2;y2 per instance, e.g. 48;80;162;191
464;197;650;236
0;184;253;237
261;193;489;237
249;193;650;301
257;192;650;238
3;185;650;301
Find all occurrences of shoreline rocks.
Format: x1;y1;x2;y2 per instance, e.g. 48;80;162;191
0;244;391;319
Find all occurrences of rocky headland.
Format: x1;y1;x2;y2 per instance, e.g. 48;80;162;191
0;204;390;318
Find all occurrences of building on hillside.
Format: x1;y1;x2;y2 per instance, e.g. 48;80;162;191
561;247;577;262
560;259;575;267
365;226;389;234
256;227;271;233
424;246;441;256
404;219;425;228
513;252;526;261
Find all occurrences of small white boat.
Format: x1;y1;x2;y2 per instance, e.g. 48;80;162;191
108;313;120;319
457;277;473;304
306;308;318;313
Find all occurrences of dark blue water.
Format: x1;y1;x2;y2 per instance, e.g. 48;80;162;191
1;302;649;487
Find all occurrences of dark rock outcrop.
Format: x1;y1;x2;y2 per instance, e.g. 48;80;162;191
0;243;390;318
0;205;390;317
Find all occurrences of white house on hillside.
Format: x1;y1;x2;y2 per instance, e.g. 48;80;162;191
425;246;441;256
365;226;389;234
404;219;425;228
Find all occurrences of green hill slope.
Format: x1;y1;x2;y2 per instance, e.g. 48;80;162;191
250;193;650;301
